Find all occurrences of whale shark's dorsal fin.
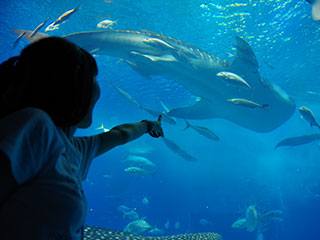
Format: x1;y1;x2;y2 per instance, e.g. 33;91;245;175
10;30;49;43
230;37;259;71
227;37;261;88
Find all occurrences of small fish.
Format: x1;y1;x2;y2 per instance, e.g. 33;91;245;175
227;98;268;110
13;31;26;49
306;90;320;96
45;23;59;32
96;19;118;29
96;124;109;132
158;98;170;113
174;221;180;229
124;219;153;235
123;210;140;220
217;71;252;90
245;205;258;232
110;81;142;107
45;4;82;32
199;218;212;226
147;227;165;236
164;220;170;229
299;106;320;129
306;0;320;20
141;105;177;125
102;174;112;179
274;134;320;149
264;61;275;70
124;167;153;176
122;155;156;169
142;197;149;205
158;98;178;124
117;205;132;214
259;210;282;221
128;144;155;155
162;137;198;162
30;18;49;38
231;218;246;229
184;120;219;141
227;52;235;58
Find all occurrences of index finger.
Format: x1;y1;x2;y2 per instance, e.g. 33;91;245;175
157;115;162;122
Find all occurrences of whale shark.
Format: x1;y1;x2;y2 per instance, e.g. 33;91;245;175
11;29;295;132
84;225;222;239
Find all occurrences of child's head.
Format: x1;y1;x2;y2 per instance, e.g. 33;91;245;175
0;37;99;128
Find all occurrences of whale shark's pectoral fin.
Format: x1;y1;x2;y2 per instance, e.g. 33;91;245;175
171;50;198;69
124;60;152;80
168;99;217;119
130;51;177;62
143;37;175;49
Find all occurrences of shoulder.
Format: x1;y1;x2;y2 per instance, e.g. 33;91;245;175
9;107;53;124
0;108;62;184
0;108;54;130
0;107;59;145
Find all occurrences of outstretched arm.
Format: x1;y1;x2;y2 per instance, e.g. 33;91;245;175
95;115;163;157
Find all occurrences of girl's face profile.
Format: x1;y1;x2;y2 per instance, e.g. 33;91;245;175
79;76;100;129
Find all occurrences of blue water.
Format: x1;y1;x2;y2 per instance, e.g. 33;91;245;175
1;0;320;239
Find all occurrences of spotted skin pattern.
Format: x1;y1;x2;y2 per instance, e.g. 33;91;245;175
83;225;222;240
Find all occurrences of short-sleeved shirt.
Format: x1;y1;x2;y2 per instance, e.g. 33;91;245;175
0;108;100;240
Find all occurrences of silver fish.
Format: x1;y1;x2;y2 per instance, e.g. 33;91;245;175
141;105;177;125
30;18;49;38
275;134;320;149
124;219;153;235
110;81;142;107
299;106;320;129
217;71;252;90
227;98;268;110
184;120;219;141
245;205;258;232
162;137;197;162
13;32;26;49
122;155;156;169
124;166;153;176
123;210;140;220
45;4;82;32
97;19;118;29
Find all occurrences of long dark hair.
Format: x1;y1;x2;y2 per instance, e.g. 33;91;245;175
0;37;98;127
